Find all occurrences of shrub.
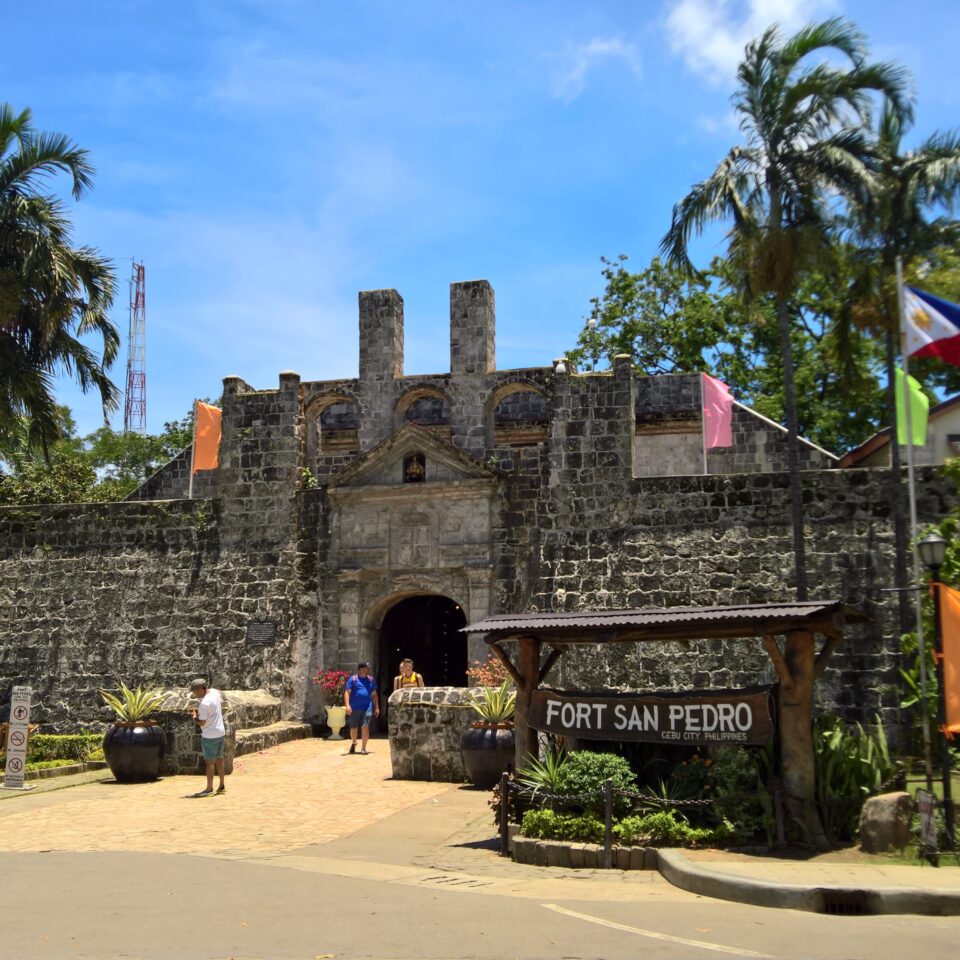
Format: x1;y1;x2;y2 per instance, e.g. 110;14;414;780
709;746;769;840
517;745;568;806
554;750;638;817
614;811;734;848
521;809;605;843
25;759;77;771
27;733;101;764
814;714;894;842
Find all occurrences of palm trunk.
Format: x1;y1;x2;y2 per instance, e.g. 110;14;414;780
776;293;808;602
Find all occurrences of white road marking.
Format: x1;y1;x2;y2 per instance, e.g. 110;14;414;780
542;903;775;958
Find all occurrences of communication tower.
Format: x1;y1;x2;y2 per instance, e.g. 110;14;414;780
123;259;147;434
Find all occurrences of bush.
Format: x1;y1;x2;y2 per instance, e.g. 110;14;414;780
521;809;605;843
2;733;103;770
25;759;77;771
709;747;769;840
554;751;638;817
615;811;734;848
814;714;894;842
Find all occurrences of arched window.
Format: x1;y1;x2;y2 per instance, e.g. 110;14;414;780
486;383;548;447
304;394;359;462
395;387;451;435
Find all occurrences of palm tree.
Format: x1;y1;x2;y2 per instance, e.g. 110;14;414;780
0;104;119;458
838;101;960;634
661;19;911;851
660;19;911;604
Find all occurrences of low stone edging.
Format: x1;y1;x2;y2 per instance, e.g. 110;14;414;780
512;836;659;870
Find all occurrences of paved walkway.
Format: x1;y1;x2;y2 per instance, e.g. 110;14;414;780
3;736;960;915
0;737;454;856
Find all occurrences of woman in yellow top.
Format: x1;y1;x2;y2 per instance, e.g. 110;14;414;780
393;658;425;691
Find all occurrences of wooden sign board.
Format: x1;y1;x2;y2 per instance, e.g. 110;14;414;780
3;686;32;789
529;687;774;745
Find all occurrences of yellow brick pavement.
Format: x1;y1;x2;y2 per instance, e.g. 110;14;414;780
0;738;455;856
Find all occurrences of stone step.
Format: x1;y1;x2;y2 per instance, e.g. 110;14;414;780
233;721;313;757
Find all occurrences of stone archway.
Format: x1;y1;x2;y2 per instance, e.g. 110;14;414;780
376;594;468;694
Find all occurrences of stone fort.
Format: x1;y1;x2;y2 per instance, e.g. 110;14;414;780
1;280;954;741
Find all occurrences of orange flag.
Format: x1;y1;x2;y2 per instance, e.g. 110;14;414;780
939;584;960;735
193;401;222;472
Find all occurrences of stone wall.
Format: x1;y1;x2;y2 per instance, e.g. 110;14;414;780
388;686;479;781
528;465;956;727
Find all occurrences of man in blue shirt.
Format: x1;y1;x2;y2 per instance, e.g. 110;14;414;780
343;661;380;755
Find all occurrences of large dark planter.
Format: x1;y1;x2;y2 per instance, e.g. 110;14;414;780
103;722;166;783
460;723;515;789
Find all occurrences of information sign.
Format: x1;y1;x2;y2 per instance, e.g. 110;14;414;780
917;788;938;855
529;686;774;745
3;686;32;790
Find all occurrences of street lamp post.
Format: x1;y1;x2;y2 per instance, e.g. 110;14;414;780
918;531;956;845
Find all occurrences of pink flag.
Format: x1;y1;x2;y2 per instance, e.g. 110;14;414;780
702;373;733;449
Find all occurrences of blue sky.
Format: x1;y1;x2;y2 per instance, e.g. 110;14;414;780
5;0;960;436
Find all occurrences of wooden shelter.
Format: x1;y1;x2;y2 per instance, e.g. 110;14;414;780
463;600;867;849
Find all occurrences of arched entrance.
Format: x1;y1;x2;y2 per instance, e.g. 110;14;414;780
377;595;468;697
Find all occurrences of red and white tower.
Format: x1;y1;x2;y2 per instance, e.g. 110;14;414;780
123;260;147;434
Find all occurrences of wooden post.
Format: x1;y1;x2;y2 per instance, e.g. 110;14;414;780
513;636;542;771
603;778;613;869
500;771;511;857
779;629;830;851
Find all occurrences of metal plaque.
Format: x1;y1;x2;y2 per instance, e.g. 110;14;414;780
245;619;277;646
529;686;775;745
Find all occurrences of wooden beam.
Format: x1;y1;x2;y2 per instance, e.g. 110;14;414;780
487;642;524;689
538;647;563;685
762;634;794;687
813;636;842;679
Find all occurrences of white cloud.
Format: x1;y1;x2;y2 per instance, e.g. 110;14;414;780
550;37;643;103
664;0;838;86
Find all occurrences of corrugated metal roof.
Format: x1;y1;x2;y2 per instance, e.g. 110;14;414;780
463;601;866;641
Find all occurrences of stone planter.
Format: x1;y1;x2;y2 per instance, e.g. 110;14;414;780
103;721;166;783
460;722;515;789
325;706;347;740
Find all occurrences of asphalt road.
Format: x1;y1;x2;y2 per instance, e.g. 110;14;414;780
5;848;957;960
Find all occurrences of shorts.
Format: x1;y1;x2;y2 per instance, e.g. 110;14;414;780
201;736;225;761
347;706;373;729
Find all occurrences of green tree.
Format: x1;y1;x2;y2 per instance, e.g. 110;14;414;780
569;252;886;455
660;18;910;603
0;406;196;504
0;104;119;458
838;101;960;631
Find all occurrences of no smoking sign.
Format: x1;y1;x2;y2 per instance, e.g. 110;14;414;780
4;686;32;790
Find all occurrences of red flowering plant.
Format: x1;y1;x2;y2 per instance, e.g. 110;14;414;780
465;654;510;687
313;669;350;707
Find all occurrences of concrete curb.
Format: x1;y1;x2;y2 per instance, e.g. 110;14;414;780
657;849;960;916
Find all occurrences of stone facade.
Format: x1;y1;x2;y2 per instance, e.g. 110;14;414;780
0;278;953;749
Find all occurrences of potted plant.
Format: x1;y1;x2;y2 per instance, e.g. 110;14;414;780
461;679;516;789
100;683;167;783
314;669;350;740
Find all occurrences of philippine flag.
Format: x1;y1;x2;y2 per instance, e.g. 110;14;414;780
904;286;960;367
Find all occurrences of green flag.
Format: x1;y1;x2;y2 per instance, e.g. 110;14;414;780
895;368;929;446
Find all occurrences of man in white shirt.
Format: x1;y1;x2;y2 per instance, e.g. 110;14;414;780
189;678;226;796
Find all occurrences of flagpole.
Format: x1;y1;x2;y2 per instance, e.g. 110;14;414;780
701;374;708;475
188;400;197;501
897;256;935;790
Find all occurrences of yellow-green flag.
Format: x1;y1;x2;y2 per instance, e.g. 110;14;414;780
895;368;929;446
